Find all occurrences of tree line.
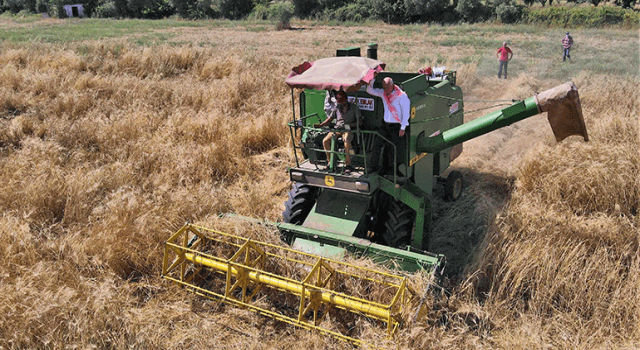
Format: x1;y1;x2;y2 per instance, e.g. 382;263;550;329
1;0;637;25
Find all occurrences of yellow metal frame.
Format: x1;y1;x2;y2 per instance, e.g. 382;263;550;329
162;224;419;346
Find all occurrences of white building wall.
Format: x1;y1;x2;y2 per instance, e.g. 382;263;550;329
63;4;84;17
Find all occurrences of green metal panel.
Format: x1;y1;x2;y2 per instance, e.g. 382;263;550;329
302;89;328;125
221;214;443;273
436;148;450;175
279;222;444;272
401;74;429;97
408;78;463;193
302;189;370;237
336;47;361;57
414;153;434;196
292;238;347;259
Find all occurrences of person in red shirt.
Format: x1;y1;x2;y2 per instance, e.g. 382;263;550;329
496;42;513;79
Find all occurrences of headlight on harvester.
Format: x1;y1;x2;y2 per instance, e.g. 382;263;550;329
291;171;305;182
355;181;369;192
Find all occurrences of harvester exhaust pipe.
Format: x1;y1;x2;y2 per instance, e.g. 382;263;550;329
416;82;589;154
367;43;378;60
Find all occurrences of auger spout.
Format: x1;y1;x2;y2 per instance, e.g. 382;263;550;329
416;82;589;154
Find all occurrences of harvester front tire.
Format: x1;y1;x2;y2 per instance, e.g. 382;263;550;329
444;170;463;202
282;183;318;225
381;200;414;248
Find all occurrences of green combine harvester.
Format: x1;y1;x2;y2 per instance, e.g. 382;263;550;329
280;44;588;272
162;45;588;345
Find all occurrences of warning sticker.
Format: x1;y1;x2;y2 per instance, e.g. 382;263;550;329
449;102;459;114
324;175;335;187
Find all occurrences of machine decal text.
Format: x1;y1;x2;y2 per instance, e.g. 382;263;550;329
348;97;375;111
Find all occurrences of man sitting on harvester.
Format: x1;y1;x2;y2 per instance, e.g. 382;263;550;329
314;90;361;173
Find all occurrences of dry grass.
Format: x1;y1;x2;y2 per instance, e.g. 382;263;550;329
0;22;638;349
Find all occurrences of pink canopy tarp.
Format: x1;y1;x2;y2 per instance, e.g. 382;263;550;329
285;57;385;92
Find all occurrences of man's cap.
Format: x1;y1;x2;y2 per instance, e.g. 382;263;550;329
566;32;570;35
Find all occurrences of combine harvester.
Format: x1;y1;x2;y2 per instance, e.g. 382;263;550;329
162;45;588;345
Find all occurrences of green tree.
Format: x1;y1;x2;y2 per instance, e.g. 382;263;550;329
405;0;451;21
496;3;523;23
172;0;197;17
615;0;636;8
331;0;372;22
93;0;118;17
318;0;346;9
219;0;253;19
4;0;25;13
291;0;319;18
113;0;128;16
370;0;408;23
456;0;490;22
127;0;174;18
36;0;47;12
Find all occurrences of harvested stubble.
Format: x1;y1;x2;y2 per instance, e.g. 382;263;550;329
0;38;638;350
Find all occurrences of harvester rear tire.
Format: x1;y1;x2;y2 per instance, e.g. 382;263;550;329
444;170;463;202
381;200;414;248
282;183;318;225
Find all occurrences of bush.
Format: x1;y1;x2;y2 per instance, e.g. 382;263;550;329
496;3;523;23
622;10;640;27
525;5;639;27
330;1;371;22
250;3;268;19
269;2;293;29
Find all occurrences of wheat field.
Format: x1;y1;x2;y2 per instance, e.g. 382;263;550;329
0;19;638;349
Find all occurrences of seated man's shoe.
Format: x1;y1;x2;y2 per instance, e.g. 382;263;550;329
316;163;330;172
343;165;355;174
